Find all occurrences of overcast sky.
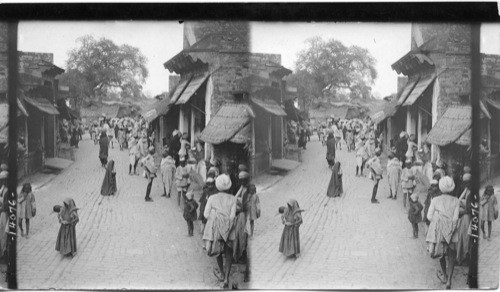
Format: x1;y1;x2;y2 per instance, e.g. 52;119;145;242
18;21;500;98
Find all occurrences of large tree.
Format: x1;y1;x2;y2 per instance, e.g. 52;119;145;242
286;69;322;110
63;35;148;102
295;36;377;100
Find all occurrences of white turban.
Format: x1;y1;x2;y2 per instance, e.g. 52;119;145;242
462;173;471;182
215;174;232;192
439;176;455;194
0;171;7;179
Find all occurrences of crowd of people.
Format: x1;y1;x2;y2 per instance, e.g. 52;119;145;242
9;109;497;289
320;115;498;289
59;115;261;288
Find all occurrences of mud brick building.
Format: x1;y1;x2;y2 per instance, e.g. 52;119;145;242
0;23;67;178
387;23;500;181
154;21;292;176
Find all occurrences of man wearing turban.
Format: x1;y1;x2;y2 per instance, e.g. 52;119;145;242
203;174;237;288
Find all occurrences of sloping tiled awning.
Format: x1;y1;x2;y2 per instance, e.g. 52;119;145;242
426;106;471;146
170;75;192;105
199;103;255;145
24;96;59;115
454;102;491;146
403;73;436;106
176;72;209;105
251;97;287;116
250;87;287;116
397;75;419;105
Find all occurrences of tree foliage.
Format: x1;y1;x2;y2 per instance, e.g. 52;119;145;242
286;70;322;109
64;35;148;101
295;36;377;100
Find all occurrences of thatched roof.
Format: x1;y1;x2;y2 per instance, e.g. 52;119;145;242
199;103;254;145
426;106;471;146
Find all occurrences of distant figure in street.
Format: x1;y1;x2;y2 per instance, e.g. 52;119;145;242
203;174;237;288
179;132;191;161
406;134;417;163
183;191;199;237
401;159;416;209
396;131;409;168
327;161;343;198
100;160;117;196
70;126;79;148
326;132;336;168
18;183;36;238
128;136;140;175
118;127;126;151
176;156;190;208
480;185;498;240
169;130;182;167
367;148;383;204
408;193;423;238
114;123;119;143
78;124;83;141
386;153;402;200
279;199;303;258
355;136;368;177
333;123;342;150
426;176;459;289
160;148;176;198
98;131;109;168
193;139;206;183
298;128;307;150
104;121;114;149
142;146;157;202
55;198;79;257
346;128;354;152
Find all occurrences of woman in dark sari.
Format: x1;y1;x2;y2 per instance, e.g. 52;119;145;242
279;199;303;258
100;160;117;196
327;161;343;198
55;198;79;257
99;131;109;167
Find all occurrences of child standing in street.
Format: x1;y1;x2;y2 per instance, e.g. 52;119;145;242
183;191;199;237
480;185;498;240
18;183;36;238
408;193;423;238
175;156;190;208
401;159;416;209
